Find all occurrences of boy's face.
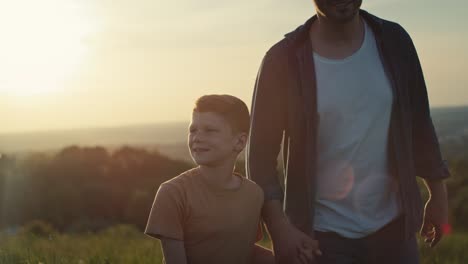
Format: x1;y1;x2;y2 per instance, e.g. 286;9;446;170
188;111;247;167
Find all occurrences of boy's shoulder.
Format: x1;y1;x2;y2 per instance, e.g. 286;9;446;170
159;167;200;192
238;174;264;201
164;167;200;184
242;176;263;192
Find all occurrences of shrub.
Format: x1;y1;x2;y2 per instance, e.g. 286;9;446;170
19;220;57;237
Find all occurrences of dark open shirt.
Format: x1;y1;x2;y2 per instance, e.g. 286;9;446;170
246;10;450;240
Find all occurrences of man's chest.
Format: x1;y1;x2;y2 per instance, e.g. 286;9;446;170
314;51;393;116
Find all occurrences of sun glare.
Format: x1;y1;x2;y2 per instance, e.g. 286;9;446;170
0;0;92;97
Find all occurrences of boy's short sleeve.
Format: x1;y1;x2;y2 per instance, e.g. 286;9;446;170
255;221;264;242
144;183;185;240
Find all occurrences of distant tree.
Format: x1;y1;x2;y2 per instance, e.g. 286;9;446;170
0;145;191;232
3;143;467;233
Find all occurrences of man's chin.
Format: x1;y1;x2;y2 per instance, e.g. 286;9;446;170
328;9;359;23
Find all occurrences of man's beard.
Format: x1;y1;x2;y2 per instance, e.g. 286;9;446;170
316;0;362;23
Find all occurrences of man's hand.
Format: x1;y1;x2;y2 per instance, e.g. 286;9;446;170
420;179;449;248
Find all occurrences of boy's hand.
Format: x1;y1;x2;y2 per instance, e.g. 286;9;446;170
262;200;321;263
298;239;321;264
271;222;321;264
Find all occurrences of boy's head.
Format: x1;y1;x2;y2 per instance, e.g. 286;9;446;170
188;94;250;167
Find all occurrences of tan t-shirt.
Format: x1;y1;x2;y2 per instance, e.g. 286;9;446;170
145;167;264;264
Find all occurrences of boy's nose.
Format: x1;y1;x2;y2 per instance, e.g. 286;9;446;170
192;133;204;143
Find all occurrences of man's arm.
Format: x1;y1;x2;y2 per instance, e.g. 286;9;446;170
406;29;450;182
404;28;450;247
161;238;187;264
247;50;320;263
247;51;287;203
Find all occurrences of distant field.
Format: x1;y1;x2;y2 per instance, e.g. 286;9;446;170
1;225;467;264
431;106;468;142
0;122;189;154
1;106;467;161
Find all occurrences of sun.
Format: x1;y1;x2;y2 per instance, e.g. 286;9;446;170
0;0;93;97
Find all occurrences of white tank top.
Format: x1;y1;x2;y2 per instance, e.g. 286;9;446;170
313;21;401;238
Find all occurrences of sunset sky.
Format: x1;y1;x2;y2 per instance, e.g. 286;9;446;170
1;0;467;134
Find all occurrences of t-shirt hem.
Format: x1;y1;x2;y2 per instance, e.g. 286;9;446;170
144;231;184;241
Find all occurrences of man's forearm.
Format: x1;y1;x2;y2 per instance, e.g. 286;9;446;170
421;177;450;241
423;179;447;198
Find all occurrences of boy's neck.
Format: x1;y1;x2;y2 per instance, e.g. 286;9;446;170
198;159;241;190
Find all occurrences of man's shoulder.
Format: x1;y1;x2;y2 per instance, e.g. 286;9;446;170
382;20;411;40
364;11;413;43
262;36;295;63
266;37;291;55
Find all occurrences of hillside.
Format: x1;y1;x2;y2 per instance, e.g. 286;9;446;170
1;106;467;161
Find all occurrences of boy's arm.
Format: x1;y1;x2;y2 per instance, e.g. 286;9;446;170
145;182;186;245
252;244;274;264
161;238;187;264
262;200;321;264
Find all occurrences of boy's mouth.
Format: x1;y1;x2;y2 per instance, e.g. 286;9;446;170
192;147;210;153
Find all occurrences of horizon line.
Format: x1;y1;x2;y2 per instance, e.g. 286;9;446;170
2;104;467;136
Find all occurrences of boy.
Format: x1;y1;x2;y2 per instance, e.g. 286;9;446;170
145;94;272;264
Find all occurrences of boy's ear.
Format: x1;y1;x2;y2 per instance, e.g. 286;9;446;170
234;132;248;152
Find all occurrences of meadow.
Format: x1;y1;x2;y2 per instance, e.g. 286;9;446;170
1;224;468;264
1;106;468;263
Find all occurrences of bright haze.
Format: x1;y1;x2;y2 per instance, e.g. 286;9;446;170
1;0;467;134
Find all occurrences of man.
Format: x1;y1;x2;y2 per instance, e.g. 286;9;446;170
247;1;450;263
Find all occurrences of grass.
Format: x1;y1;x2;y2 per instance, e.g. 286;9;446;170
419;233;468;264
1;225;467;264
0;225;162;264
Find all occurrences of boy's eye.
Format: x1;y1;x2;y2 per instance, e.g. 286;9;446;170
189;127;218;133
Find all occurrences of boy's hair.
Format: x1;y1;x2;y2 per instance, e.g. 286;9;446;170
193;94;250;134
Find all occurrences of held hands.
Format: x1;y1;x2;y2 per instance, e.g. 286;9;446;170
271;222;322;264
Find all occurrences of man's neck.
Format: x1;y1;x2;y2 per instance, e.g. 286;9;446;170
314;12;362;43
309;12;364;59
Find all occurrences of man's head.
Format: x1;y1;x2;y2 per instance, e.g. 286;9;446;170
188;94;250;167
313;0;362;23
